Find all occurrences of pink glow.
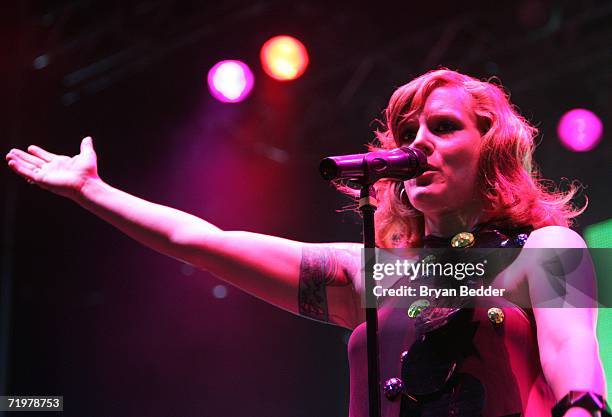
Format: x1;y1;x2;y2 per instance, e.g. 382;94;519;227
207;60;254;103
557;108;603;152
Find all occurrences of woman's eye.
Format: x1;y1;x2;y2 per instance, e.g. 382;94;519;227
400;130;417;143
435;121;458;134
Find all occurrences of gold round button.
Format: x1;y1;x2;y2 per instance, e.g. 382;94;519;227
407;299;430;318
487;307;505;324
451;232;475;248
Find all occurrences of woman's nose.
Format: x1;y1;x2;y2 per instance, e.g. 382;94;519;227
411;126;434;155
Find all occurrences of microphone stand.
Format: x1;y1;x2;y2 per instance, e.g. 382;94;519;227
358;183;381;417
320;146;426;417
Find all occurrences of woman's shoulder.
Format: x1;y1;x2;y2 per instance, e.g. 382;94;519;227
524;225;587;249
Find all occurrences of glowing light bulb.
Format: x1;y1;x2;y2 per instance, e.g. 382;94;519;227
207;60;254;103
260;35;309;81
557;108;603;152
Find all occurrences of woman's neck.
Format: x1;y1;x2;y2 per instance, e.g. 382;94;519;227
423;207;487;238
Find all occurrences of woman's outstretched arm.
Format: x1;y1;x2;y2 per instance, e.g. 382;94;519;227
5;137;364;329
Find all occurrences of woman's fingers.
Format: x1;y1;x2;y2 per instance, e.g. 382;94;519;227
7;158;37;183
8;148;45;168
7;153;37;171
27;145;57;162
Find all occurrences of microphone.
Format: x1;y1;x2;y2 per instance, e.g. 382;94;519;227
319;146;427;183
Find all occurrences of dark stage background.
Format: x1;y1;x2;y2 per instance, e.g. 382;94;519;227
1;1;611;416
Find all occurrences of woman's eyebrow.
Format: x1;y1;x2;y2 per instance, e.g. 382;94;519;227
397;114;418;128
400;117;418;126
424;109;463;119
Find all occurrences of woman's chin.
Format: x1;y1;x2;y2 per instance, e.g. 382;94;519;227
408;189;444;211
408;186;467;213
409;188;484;217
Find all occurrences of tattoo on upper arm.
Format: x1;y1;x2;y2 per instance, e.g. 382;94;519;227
298;246;355;322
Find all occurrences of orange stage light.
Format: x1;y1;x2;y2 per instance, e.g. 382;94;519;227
260;35;309;81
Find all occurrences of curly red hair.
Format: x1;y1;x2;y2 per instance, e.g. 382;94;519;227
368;69;584;247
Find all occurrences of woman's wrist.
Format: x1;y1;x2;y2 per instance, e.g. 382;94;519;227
553;391;611;417
74;175;104;204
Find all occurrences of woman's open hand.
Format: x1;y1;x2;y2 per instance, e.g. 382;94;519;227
5;136;99;200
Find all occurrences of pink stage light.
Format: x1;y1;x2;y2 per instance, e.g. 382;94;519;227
207;60;254;103
260;35;309;81
557;108;603;152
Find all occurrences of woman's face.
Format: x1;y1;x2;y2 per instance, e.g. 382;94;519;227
400;86;484;216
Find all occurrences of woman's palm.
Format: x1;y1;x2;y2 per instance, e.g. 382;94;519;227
6;137;99;199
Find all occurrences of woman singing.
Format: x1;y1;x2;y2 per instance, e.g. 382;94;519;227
6;69;608;417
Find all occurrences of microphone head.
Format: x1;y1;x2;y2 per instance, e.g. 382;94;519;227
319;158;339;180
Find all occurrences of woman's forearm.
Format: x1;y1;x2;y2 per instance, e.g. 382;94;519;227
75;177;222;263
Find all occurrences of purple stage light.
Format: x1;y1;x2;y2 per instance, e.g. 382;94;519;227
207;60;254;103
212;284;228;299
557;108;603;152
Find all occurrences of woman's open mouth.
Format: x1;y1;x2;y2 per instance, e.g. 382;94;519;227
415;170;437;185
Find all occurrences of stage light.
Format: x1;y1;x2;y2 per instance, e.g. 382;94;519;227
207;60;254;103
557;108;603;152
260;35;309;81
212;284;228;299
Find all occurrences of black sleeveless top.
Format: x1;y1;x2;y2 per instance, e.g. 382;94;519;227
347;225;556;417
